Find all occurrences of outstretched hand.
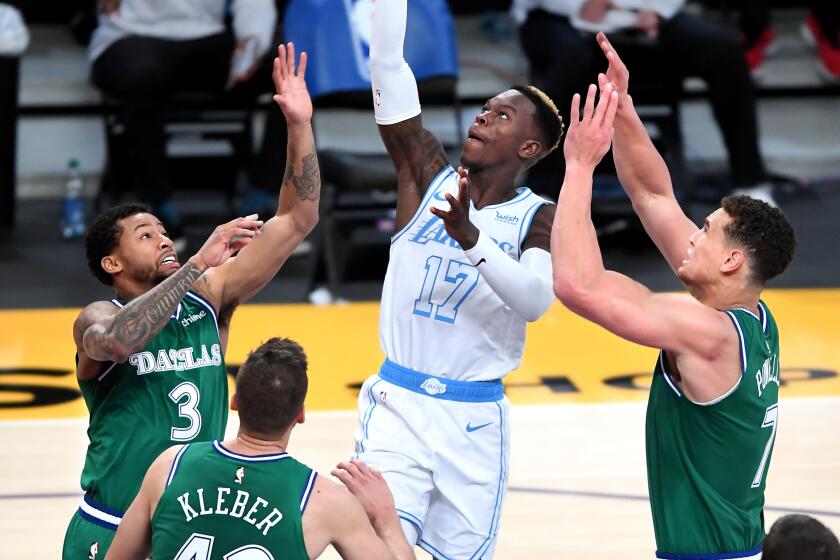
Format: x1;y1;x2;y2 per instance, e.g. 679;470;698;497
192;215;264;270
332;459;397;527
272;42;312;125
429;167;479;251
563;82;619;171
596;32;629;105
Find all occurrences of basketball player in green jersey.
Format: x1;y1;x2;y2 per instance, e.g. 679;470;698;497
548;36;796;559
63;43;321;560
106;338;415;560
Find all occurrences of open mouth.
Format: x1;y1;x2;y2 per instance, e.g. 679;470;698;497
160;254;179;267
467;132;485;143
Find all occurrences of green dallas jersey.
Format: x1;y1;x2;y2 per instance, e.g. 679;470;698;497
151;441;317;560
78;291;229;518
646;301;780;559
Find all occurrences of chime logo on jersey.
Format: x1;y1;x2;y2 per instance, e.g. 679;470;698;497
181;310;207;327
128;344;222;375
235;467;245;485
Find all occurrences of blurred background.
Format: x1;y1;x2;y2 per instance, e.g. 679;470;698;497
0;0;838;308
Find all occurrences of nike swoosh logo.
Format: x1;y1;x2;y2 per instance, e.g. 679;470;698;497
476;258;486;266
466;421;493;433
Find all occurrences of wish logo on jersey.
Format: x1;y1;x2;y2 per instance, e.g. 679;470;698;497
128;344;222;375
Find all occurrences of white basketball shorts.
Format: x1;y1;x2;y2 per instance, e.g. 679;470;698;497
355;359;511;560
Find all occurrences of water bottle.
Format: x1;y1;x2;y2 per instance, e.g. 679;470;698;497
60;158;86;239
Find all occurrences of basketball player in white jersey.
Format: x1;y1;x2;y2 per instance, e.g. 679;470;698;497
354;1;565;558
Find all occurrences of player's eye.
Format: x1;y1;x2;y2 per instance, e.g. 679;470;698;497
499;112;509;120
480;106;489;114
141;233;151;239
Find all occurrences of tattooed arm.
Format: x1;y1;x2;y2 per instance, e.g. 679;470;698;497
379;119;449;232
196;43;321;313
371;0;448;231
75;217;263;380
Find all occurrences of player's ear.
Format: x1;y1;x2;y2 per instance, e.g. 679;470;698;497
721;247;746;275
101;254;122;276
518;138;542;161
230;393;239;411
296;404;306;425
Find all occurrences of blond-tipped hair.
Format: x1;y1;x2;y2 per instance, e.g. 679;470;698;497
512;84;564;154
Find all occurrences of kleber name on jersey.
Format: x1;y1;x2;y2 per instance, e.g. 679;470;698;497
177;486;284;536
128;344;223;375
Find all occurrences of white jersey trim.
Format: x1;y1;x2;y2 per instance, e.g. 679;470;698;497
724;310;749;374
391;166;457;243
79;498;122;527
96;361;118;382
212;441;290;462
166;444;191;487
185;291;219;335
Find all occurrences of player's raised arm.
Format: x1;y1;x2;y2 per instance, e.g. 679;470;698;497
597;32;698;274
199;43;320;313
551;84;736;401
75;215;262;378
371;0;448;230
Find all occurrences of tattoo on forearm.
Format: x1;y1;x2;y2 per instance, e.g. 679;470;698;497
380;121;447;189
284;152;320;201
111;262;203;350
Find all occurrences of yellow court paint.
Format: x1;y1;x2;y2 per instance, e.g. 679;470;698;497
0;288;838;420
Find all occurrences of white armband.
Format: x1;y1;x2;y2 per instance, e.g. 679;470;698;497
369;0;421;125
463;232;554;322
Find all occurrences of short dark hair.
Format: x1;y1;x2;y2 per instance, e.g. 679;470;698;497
763;514;840;560
85;203;151;286
235;337;309;437
511;85;564;157
720;195;796;286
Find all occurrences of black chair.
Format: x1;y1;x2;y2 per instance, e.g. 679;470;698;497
97;91;256;213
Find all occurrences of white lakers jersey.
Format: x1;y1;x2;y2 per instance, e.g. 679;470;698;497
379;165;551;381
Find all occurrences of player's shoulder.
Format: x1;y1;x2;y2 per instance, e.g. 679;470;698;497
151;444;188;474
521;203;555;253
305;475;365;525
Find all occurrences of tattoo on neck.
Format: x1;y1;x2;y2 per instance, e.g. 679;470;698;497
112;261;203;349
284;152;320;201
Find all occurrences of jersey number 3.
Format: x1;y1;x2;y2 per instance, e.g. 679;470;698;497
413;256;480;324
169;381;201;442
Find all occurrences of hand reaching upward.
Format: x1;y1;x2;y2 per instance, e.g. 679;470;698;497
596;32;629;106
563;83;619;172
272;42;312;126
429;167;480;251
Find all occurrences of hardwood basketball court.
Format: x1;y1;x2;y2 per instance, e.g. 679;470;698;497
1;289;838;558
